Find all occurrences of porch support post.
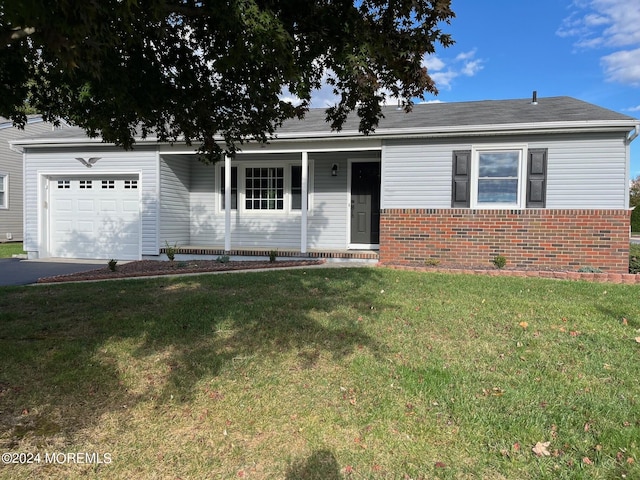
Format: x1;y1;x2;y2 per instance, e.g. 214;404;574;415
224;155;231;252
301;151;308;254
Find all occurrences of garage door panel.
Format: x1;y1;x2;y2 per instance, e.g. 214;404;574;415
100;200;117;212
78;199;95;212
54;220;73;233
76;221;95;234
49;176;141;260
55;199;73;212
122;200;139;212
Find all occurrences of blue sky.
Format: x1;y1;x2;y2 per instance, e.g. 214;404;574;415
310;0;640;179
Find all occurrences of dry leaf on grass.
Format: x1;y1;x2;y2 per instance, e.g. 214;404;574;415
532;441;551;457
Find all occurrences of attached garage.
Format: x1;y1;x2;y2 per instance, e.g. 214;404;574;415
47;175;141;260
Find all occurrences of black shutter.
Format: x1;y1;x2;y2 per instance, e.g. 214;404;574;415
451;150;471;207
526;148;547;208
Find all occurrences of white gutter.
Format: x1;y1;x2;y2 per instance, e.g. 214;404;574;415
627;124;640;144
10;119;639;148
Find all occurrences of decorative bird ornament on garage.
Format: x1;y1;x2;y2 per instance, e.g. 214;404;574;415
75;157;101;168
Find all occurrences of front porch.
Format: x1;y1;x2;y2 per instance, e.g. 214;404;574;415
156;246;379;263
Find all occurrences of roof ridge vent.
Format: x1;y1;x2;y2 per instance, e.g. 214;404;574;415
531;91;538;105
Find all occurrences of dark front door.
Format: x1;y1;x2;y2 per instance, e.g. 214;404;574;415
351;162;380;245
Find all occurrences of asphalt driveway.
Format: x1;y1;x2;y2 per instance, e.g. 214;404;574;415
0;258;104;286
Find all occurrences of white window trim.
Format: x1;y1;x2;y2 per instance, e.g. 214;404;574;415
217;160;314;215
0;172;7;209
470;144;527;209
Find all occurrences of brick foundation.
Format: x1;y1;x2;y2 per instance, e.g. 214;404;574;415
380;209;631;273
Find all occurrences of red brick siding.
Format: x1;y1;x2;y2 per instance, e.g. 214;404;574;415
379;209;631;273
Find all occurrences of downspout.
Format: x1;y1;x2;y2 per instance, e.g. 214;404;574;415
627;124;639;212
628;124;640;145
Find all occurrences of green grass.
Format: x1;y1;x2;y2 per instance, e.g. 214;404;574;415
0;242;23;258
0;268;639;479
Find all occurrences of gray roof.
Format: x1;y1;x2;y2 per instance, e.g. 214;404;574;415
10;96;639;146
277;96;637;134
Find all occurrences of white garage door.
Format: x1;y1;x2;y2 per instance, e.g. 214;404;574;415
48;176;141;260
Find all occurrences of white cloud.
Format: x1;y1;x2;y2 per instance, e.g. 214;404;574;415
601;48;640;86
421;49;484;90
626;105;640;112
559;0;640;86
462;59;483;77
422;55;446;72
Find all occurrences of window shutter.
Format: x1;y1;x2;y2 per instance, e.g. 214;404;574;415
451;150;471;207
526;148;547;208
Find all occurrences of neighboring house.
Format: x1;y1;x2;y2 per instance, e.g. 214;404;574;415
10;96;640;273
0;116;68;243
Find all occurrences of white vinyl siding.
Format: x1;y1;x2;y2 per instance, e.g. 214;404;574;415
533;134;628;209
189;161;217;244
160;155;191;246
307;153;351;249
382;133;629;210
0;119;64;242
23;147;158;257
382;140;469;209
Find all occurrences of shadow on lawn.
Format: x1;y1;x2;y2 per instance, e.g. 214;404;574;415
285;449;342;480
0;267;389;449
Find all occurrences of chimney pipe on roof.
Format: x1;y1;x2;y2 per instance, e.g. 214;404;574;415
531;91;538;105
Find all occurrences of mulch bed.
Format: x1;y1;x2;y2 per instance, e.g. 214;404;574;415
37;259;326;283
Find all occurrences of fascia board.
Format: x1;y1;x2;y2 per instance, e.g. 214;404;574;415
10;119;638;149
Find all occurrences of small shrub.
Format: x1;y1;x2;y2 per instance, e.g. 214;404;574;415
492;255;507;269
216;255;230;264
630;244;640;274
269;250;278;263
108;259;117;272
577;266;603;273
165;241;178;261
424;258;440;266
631;208;640;233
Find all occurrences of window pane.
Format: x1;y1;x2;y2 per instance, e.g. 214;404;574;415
479;152;519;177
245;166;284;210
478;179;518;203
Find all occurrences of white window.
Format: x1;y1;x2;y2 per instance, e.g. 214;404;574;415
471;146;526;208
246;167;284;210
218;162;312;213
0;173;6;208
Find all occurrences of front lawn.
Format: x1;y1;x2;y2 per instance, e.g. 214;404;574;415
0;242;23;258
0;268;639;479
